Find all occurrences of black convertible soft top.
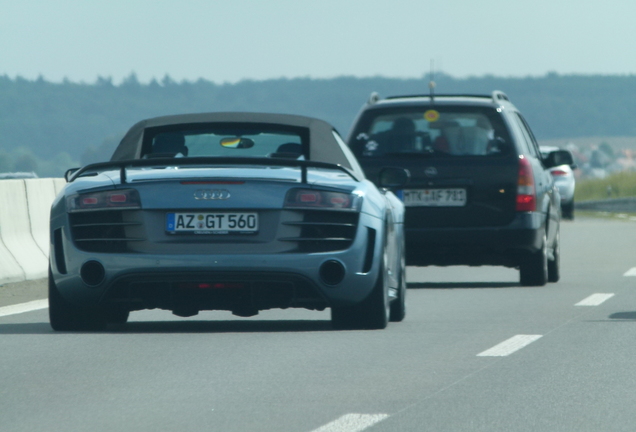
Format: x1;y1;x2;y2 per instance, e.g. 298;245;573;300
110;112;360;172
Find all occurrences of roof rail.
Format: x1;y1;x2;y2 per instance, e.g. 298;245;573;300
491;90;510;103
384;94;492;100
367;92;380;105
382;93;513;104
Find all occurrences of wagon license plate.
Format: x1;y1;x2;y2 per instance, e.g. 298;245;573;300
402;189;466;207
166;212;258;234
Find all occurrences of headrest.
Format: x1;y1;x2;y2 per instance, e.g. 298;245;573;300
276;143;302;154
392;117;416;133
153;133;188;156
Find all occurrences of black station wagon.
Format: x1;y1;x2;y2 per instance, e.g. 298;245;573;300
347;91;573;286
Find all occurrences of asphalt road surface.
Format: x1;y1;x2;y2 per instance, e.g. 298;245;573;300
2;216;636;432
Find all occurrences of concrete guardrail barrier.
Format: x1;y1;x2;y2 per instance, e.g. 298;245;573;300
0;178;65;286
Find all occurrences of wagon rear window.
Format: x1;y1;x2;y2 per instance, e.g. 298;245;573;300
350;107;512;158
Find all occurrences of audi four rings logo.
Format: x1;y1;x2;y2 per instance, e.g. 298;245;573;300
424;167;438;177
194;189;231;200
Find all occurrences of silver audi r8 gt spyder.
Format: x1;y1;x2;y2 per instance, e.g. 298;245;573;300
49;113;408;331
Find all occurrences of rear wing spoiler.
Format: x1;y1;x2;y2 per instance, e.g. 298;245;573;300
66;157;361;184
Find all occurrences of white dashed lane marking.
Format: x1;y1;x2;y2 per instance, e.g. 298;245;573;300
0;299;48;318
477;335;543;357
575;293;615;306
309;414;389;432
624;267;636;276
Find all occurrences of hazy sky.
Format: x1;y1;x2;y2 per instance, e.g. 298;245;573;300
2;0;636;84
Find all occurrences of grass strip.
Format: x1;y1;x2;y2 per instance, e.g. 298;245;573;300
575;171;636;201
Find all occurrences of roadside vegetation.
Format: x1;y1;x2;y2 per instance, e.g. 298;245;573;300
575;170;636;201
0;148;78;178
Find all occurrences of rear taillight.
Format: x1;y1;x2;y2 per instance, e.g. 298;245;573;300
550;169;568;177
516;156;536;212
67;189;141;212
284;188;361;211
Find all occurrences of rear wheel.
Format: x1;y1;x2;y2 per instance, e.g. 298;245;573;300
562;201;574;220
547;229;560;283
330;305;358;330
103;307;130;325
331;244;390;330
360;256;390;329
49;268;106;331
519;232;548;287
389;245;406;322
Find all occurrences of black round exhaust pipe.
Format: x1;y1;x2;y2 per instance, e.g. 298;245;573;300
80;260;105;286
319;260;346;286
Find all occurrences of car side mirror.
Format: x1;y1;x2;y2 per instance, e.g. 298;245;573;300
378;167;410;188
543;150;574;168
65;167;80;182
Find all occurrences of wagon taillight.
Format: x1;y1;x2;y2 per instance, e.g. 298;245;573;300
516;156;536;212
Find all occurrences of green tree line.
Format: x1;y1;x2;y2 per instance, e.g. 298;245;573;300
1;72;636;176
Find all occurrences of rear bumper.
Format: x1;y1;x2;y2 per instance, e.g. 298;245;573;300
554;180;575;202
50;212;385;312
53;250;380;312
405;212;545;267
102;270;330;315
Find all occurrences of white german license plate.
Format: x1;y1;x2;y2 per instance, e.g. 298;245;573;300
401;189;467;207
166;212;258;234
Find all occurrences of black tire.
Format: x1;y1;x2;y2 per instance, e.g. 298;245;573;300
389;243;406;322
103;307;130;324
547;229;560;283
49;268;106;331
330;305;359;330
331;244;390;330
562;201;574;220
360;255;390;329
519;232;548;287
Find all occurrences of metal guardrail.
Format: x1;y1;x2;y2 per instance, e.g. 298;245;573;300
575;197;636;213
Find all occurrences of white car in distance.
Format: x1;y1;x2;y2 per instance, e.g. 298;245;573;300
540;146;576;220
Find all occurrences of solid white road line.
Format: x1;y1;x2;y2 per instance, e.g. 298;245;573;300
477;335;542;357
309;414;389;432
623;267;636;276
0;299;48;318
575;293;615;306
